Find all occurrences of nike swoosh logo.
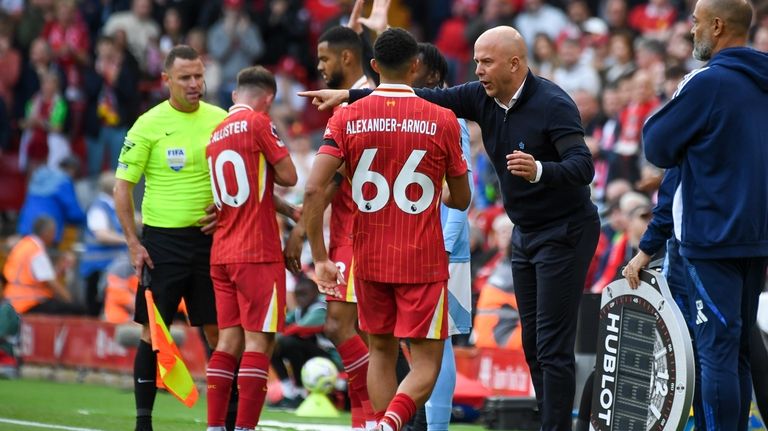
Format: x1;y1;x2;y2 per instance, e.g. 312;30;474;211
137;378;155;383
165;131;175;136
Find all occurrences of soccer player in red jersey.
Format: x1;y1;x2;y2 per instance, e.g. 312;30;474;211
204;66;297;431
283;25;376;429
304;28;471;431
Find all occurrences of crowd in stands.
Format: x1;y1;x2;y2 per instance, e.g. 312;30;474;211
1;0;768;381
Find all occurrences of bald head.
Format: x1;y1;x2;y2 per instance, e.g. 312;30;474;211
476;26;528;62
474;26;529;104
692;0;752;60
702;0;753;36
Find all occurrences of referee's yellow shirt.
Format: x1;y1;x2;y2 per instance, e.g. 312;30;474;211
116;100;227;228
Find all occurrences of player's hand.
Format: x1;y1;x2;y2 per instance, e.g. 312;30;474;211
199;204;218;235
297;89;349;111
506;151;537;182
358;0;391;35
129;243;153;277
289;204;303;223
283;226;305;274
347;0;366;33
622;251;651;290
314;260;343;298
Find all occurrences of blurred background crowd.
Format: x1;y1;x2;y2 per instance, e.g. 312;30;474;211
1;0;768;354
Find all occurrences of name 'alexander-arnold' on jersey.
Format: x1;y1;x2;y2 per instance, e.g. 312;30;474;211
344;118;438;135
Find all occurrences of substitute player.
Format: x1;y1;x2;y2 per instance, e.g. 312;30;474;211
114;45;226;431
204;66;297;431
283;25;375;430
304;28;471;431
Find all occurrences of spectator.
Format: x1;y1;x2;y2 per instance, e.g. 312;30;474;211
17;156;86;245
602;0;633;34
433;0;475;85
186;27;222;107
85;35;140;177
103;0;161;73
552;37;602;97
101;253;137;324
590;191;651;292
257;0;310;71
41;0;90;105
159;7;185;57
270;275;334;408
207;0;265;109
603;30;636;84
514;0;570;50
14;38;66;123
79;172;127;317
3;216;83;315
613;69;659;185
465;0;517;48
628;0;677;38
0;26;21;112
18;71;69;172
588;84;623;202
530;33;559;80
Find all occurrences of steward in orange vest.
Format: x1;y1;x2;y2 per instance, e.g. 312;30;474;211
3;216;82;315
473;260;523;351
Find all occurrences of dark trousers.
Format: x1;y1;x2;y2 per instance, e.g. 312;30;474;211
664;239;706;431
271;335;331;387
683;256;768;431
511;215;599;431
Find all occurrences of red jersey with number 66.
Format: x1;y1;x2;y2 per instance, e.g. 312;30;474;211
207;104;290;265
319;84;467;283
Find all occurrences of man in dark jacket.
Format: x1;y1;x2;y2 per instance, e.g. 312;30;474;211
642;0;768;428
300;25;599;431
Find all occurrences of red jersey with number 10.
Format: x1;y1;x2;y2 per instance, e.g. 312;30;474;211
319;84;467;283
207;104;290;265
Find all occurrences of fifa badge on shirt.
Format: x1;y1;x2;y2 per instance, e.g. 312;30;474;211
166;148;186;172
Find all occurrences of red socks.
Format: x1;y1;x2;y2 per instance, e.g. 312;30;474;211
236;352;270;429
379;393;417;431
206;351;237;427
338;335;373;428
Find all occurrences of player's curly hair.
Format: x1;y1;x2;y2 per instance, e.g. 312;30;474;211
417;43;448;88
373;27;418;74
237;65;277;95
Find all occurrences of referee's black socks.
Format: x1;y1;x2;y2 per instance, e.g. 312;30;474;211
134;340;157;431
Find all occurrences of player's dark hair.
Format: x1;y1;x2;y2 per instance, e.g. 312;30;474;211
417;43;448;87
236;65;277;95
163;45;199;71
374;27;418;75
318;26;363;58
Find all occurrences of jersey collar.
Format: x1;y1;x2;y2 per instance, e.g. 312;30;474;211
372;83;416;98
351;75;370;90
228;104;253;115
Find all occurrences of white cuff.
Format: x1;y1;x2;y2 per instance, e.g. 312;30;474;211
529;161;543;183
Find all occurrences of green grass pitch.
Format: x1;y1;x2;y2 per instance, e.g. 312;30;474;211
0;379;492;430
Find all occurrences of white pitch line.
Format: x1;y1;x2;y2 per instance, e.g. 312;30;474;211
257;420;350;431
0;418;104;431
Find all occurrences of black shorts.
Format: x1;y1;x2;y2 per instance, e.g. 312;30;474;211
134;225;216;326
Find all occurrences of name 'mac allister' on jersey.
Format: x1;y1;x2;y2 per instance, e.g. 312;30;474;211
206;104;290;265
319;84;467;284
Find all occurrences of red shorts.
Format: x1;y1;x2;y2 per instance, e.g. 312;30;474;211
355;278;448;340
211;262;285;333
327;245;356;303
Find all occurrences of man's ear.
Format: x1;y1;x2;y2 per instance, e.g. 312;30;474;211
510;56;520;73
712;16;724;38
370;58;381;75
341;49;352;66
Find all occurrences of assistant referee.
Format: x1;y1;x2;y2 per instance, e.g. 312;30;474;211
113;45;227;431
